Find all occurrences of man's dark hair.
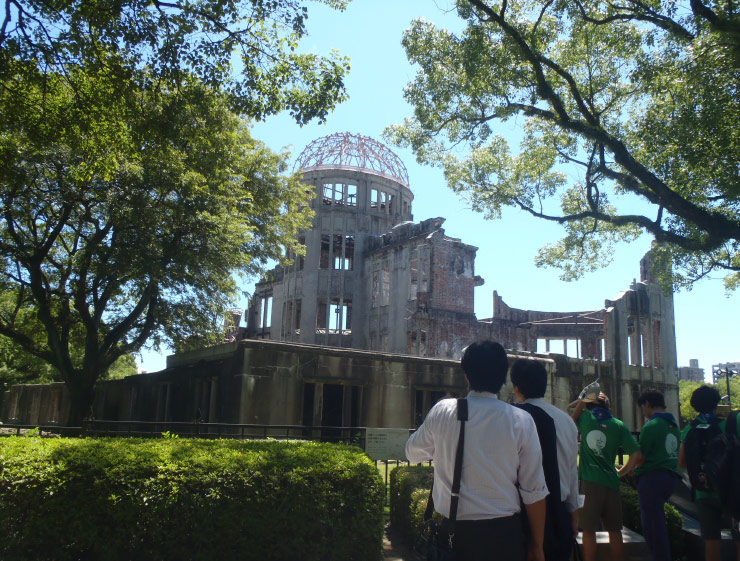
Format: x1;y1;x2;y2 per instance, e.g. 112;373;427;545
690;385;721;414
461;340;509;394
637;388;665;408
510;359;547;399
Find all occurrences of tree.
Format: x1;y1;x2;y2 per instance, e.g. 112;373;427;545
0;0;350;125
0;64;313;424
0;0;344;424
678;379;703;423
386;0;740;290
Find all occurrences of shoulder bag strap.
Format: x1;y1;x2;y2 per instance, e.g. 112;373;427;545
422;398;469;526
447;398;468;537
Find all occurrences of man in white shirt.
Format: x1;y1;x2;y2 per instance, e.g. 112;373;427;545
405;340;549;561
510;358;580;561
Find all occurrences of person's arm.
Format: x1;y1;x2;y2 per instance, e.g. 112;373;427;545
524;498;546;561
678;442;687;469
569;399;585;422
618;449;644;476
563;420;581;534
569;511;579;539
405;407;438;464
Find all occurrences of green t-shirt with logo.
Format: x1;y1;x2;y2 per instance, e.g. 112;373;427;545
635;415;680;477
680;414;726;499
577;410;640;490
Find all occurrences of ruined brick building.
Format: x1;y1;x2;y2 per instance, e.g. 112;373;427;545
1;133;679;431
244;132;677;383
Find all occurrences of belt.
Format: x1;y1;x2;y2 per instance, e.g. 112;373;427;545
445;512;521;528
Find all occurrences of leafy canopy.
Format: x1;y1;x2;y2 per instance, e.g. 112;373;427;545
386;0;740;290
0;0;350;124
0;61;313;422
0;0;344;423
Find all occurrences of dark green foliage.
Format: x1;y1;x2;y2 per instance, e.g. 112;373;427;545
389;465;434;547
0;438;385;561
620;481;683;559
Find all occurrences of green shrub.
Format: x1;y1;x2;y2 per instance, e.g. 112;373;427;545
0;437;385;561
389;465;433;547
620;481;683;559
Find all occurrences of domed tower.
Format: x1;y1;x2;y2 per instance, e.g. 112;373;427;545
248;133;414;348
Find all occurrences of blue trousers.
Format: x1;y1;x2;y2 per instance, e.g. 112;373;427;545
637;471;678;561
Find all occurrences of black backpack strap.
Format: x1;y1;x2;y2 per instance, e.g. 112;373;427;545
446;398;468;538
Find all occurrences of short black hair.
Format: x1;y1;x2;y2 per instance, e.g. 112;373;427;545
510;359;547;399
461;340;509;394
690;385;721;414
637;388;665;408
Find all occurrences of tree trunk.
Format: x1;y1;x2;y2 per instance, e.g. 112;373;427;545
66;380;95;427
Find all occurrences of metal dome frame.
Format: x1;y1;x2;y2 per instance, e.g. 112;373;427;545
294;132;409;186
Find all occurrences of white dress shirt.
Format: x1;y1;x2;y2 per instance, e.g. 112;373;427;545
405;391;549;520
523;397;580;513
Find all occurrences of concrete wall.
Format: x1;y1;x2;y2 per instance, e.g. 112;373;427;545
2;339;676;432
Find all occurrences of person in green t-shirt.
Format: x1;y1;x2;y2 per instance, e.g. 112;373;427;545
678;385;740;561
620;389;680;561
570;393;639;561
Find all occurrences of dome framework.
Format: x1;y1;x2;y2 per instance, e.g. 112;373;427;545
294;132;409;187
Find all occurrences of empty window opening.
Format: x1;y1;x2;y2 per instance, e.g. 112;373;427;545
380;191;387;211
302;383;316;427
258;296;273;328
346;184;357;206
381;268;390;306
322;183;357;207
409;258;418;300
321;384;344;440
320;235;330;269
294;300;302;333
388;194;394;214
322;184;333;206
333;184;344;205
316;298;327;331
283;300;293;338
329;299;352;334
371;271;380;308
370;189;379;210
333;235;354;270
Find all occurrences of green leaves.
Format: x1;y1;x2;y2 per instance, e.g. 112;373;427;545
387;0;740;290
0;63;314;422
0;437;384;561
0;0;350;125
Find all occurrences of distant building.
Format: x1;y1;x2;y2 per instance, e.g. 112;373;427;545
678;359;705;382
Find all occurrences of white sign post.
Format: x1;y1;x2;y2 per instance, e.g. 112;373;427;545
364;428;411;461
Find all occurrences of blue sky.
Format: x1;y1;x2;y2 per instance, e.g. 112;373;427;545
138;0;738;381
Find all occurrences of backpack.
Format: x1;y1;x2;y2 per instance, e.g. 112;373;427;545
516;403;573;561
704;411;740;519
684;416;723;494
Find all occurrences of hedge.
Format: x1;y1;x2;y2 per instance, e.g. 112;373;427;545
390;467;683;559
389;465;433;548
0;436;385;561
